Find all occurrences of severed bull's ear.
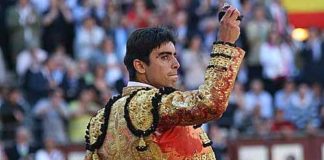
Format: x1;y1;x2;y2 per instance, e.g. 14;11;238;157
218;4;243;22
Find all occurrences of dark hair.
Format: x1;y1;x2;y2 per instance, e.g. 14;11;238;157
123;27;176;81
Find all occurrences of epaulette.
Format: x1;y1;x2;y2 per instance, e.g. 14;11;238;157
124;87;176;151
85;95;122;159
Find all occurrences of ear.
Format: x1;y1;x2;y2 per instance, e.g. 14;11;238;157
133;59;146;74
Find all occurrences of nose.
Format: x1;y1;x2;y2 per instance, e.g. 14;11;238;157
172;57;180;69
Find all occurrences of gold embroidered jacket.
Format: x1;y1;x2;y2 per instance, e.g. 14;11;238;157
84;44;245;160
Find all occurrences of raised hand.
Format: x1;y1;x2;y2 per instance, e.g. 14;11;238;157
217;5;241;44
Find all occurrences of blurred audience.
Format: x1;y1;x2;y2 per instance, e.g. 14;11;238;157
33;88;69;145
41;0;74;54
74;15;105;60
22;56;58;106
4;126;38;160
0;0;324;159
245;79;273;119
270;109;296;138
6;0;41;65
35;137;65;160
16;42;47;77
180;34;209;90
0;88;27;143
0;141;7;160
245;4;271;80
287;83;319;130
68;86;99;143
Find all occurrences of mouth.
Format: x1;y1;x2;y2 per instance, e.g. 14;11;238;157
169;74;178;80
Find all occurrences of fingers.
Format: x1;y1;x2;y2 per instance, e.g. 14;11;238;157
234;19;241;26
220;6;241;22
221;6;234;22
230;8;240;22
217;5;241;44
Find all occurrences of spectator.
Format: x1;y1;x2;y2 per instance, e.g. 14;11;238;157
71;0;94;26
41;0;74;55
245;79;273;119
60;63;86;102
126;0;152;28
103;2;121;29
0;141;8;160
0;48;6;84
311;82;324;108
270;109;296;138
4;126;38;160
230;83;247;130
181;35;209;90
299;27;324;84
35;137;65;160
0;88;27;143
208;124;228;160
91;37;123;87
33;88;69;144
318;104;324;130
200;17;218;52
74;15;105;60
68;87;99;143
259;29;294;94
268;0;289;35
274;79;296;112
0;86;4;107
6;0;41;64
287;83;319;130
22;56;58;106
114;15;132;61
245;4;271;80
77;59;94;85
249;106;272;137
172;10;189;51
51;44;74;67
16;42;48;77
92;64;108;93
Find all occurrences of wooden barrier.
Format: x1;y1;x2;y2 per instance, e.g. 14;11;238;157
228;135;324;160
58;135;324;160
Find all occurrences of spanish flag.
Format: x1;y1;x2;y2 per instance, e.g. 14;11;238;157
283;0;324;28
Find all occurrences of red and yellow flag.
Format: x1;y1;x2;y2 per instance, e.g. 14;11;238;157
283;0;324;28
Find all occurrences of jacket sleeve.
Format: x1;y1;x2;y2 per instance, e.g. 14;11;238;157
158;43;245;126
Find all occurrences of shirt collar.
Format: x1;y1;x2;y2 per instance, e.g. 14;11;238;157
127;81;154;88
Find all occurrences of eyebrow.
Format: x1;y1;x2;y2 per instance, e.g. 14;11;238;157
156;51;177;57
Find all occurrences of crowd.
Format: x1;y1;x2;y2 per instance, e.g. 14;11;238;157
0;0;324;159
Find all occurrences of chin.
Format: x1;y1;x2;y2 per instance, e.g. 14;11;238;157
168;82;177;88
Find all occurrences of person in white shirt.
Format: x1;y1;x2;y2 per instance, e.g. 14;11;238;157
35;137;65;160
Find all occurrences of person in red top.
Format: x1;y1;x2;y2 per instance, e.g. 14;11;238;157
271;109;296;137
127;0;152;28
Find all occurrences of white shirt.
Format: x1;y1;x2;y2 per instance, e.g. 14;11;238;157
127;81;154;88
35;149;65;160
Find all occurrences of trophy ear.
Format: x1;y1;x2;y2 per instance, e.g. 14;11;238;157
218;3;231;22
218;4;243;22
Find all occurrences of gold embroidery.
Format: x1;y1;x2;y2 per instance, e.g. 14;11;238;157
92;150;100;160
131;139;164;160
209;56;231;68
128;89;157;131
89;109;105;145
199;132;212;147
159;44;245;126
211;44;235;57
191;152;216;160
